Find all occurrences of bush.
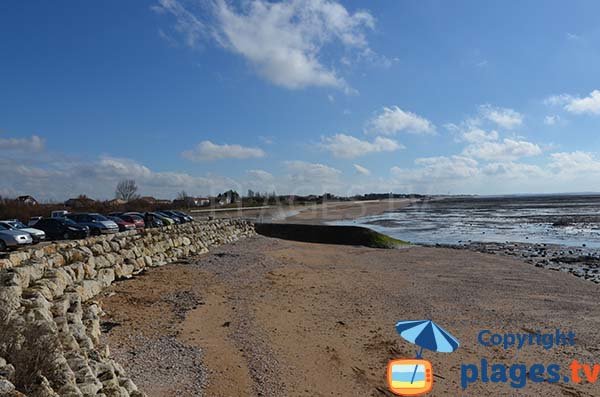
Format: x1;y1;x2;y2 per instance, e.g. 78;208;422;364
0;307;63;394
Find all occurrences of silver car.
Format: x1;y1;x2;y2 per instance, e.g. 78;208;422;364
0;223;33;251
0;220;46;243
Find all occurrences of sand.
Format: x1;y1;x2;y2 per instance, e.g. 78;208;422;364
100;236;600;396
281;199;415;224
191;199;415;225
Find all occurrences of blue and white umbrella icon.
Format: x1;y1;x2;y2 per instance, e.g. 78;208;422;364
395;320;460;384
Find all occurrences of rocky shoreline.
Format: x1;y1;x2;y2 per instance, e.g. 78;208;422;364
430;241;600;283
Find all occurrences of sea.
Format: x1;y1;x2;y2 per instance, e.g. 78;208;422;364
332;194;600;248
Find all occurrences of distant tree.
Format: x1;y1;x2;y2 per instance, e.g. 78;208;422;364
177;190;189;200
115;179;140;201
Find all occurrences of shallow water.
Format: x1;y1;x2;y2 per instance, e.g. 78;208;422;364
332;195;600;248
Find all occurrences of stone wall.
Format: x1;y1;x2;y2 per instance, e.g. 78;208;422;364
0;219;255;397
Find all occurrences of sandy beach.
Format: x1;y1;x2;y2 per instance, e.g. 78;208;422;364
191;199;415;225
99;233;600;396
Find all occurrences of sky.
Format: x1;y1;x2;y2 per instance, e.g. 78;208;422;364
1;0;600;201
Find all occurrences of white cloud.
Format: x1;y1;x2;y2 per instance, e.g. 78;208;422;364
459;128;499;143
0;153;241;201
463;138;542;161
545;90;600;115
0;135;45;152
214;0;375;92
152;0;207;47
478;104;523;129
283;160;343;193
156;0;377;92
366;106;435;135
182;140;265;161
543;94;573;106
247;169;274;181
353;163;370;175
285;160;341;180
564;90;600;115
389;156;480;194
483;162;545;178
544;115;559;125
549;151;600;173
320;133;403;158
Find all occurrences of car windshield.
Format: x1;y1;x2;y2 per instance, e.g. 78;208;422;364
62;218;78;226
90;214;109;221
0;223;10;230
9;221;27;228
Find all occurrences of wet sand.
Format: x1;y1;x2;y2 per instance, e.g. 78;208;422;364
100;236;600;396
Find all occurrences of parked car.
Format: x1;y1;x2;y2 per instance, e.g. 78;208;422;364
0;223;33;251
28;216;42;226
161;210;189;223
114;213;145;228
142;212;164;228
152;211;175;225
172;210;194;222
0;220;46;243
66;213;119;235
109;212;144;228
33;218;90;240
51;210;70;218
156;211;182;224
107;216;136;232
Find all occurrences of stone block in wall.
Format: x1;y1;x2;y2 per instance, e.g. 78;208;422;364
76;280;103;302
114;263;134;280
82;261;97;279
0;258;13;270
65;262;86;284
7;252;30;267
102;241;112;253
97;268;115;288
47;253;66;268
11;262;46;289
91;244;104;256
94;255;111;270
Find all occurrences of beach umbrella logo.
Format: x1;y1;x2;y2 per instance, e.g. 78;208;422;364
387;320;459;396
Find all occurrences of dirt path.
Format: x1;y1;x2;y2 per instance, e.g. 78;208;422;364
100;236;600;396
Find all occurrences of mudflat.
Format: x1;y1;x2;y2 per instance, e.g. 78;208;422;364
99;236;600;396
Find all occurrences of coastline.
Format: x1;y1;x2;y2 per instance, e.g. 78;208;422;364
98;200;600;396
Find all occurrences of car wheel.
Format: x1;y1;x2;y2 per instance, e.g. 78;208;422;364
0;240;7;252
63;232;71;240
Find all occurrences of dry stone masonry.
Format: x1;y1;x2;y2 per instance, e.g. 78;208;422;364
0;219;255;397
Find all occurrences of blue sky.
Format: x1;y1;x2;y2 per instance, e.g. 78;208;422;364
1;0;600;200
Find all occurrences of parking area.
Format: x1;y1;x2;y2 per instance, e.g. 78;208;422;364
0;209;195;253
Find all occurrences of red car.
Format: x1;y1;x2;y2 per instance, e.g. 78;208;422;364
115;213;145;229
108;216;137;232
108;212;146;229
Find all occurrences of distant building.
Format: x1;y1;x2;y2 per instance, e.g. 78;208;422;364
65;196;95;208
17;195;38;205
139;196;157;204
107;198;127;207
172;197;210;208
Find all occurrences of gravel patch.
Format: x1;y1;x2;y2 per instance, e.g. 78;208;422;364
110;334;206;396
